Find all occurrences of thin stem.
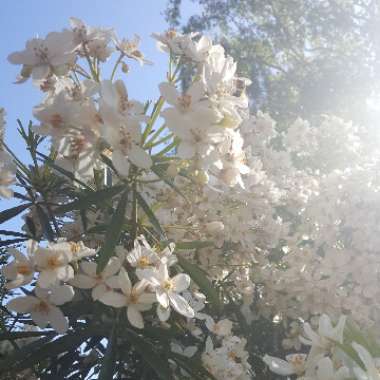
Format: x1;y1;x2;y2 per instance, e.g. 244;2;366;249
110;53;124;81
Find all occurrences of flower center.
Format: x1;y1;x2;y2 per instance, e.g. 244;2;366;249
178;95;192;111
33;44;49;62
163;280;174;291
47;256;61;269
137;256;151;268
34;300;50;314
69;242;81;254
49;113;63;128
17;263;32;276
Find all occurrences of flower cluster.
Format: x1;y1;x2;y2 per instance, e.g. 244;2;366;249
3;17;380;379
264;314;380;380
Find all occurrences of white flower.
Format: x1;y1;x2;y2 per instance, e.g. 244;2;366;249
8;30;77;81
70;256;121;301
114;34;152;65
151;30;190;55
300;314;346;360
99;80;152;174
183;36;212;62
202;44;237;96
205;317;233;337
314;357;350;380
2;241;36;289
33;92;81;137
35;241;75;288
70;17;114;61
352;343;380;380
126;238;160;275
140;263;194;321
160;81;223;160
7;285;74;333
263;353;307;376
98;268;155;329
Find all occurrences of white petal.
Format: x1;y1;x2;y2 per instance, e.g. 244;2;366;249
7;296;37;313
157;304;170;322
98;291;126;308
112;150;130;177
105;275;120;289
32;65;50;80
30;310;49;329
118;267;132;296
316;357;334;380
168;293;194;318
159;82;179;105
187;81;204;103
262;355;295;376
171;273;191;292
92;284;108;301
127;306;144;329
156;288;170;308
48;305;69;334
50;285;75;306
71;274;97;289
80;261;97;277
129;145;152;169
37;270;59;288
102;256;122;278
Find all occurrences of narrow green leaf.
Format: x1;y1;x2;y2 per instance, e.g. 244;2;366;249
0;330;93;373
97;190;129;272
35;204;55;241
124;329;172;380
136;192;165;239
99;326;117;380
0;230;30;238
0;331;56;341
0;238;28;248
55;185;125;214
0;204;30;225
177;255;221;313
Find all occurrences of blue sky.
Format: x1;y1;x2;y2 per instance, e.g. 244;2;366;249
0;0;198;229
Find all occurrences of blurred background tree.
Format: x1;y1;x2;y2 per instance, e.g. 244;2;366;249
166;0;380;126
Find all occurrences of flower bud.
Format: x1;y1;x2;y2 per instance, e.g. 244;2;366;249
121;62;129;73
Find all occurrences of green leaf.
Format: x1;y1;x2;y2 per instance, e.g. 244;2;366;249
55;185;126;214
0;230;30;238
123;328;172;380
177;255;221;313
99;326;117;380
0;331;56;341
0;238;28;248
0;203;31;225
35;204;55;241
96;190;129;272
136;191;166;239
1;330;94;373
